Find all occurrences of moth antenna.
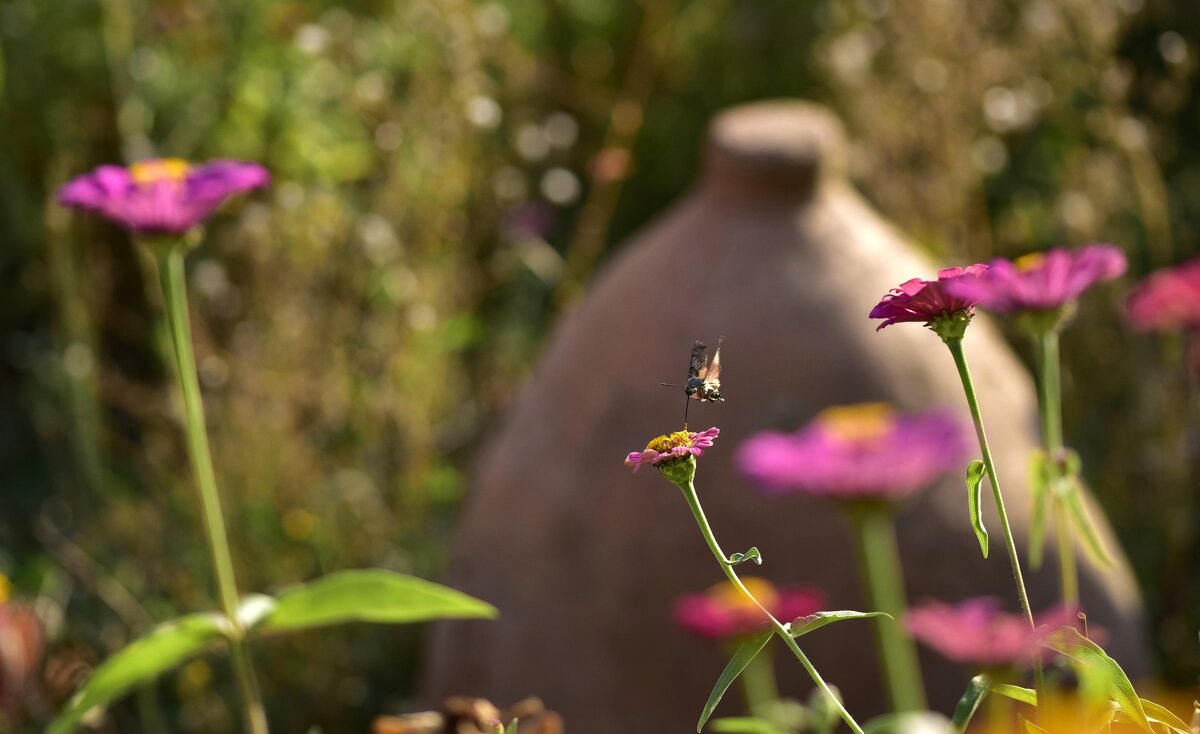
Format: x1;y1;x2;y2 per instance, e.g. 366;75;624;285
660;382;684;388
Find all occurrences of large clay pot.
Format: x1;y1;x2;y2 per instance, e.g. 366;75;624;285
424;100;1150;732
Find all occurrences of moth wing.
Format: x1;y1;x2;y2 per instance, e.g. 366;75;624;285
688;341;709;380
704;337;723;384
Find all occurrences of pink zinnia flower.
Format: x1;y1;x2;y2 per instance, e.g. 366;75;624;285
625;427;719;473
58;158;270;235
948;245;1127;313
736;404;969;501
1127;257;1200;331
869;265;989;331
907;597;1075;669
674;577;826;640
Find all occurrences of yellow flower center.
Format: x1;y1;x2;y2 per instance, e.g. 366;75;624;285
815;403;896;442
0;573;9;603
129;158;191;185
1014;252;1047;271
645;430;692;453
709;577;779;613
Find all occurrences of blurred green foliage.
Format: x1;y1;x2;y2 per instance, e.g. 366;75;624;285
1;0;1198;731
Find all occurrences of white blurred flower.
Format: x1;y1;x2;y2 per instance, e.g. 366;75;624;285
466;95;503;129
516;123;550;161
294;24;330;55
541;168;581;205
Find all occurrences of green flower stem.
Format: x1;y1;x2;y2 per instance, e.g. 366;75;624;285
847;506;927;712
943;337;1045;702
728;640;779;718
678;479;864;734
944;338;1035;625
1034;330;1079;608
1036;331;1063;452
1053;504;1079;608
157;246;269;734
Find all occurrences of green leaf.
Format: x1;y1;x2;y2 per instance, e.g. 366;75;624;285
1063;482;1114;567
697;632;773;733
47;613;227;734
807;686;842;734
1061;447;1082;478
260;569;497;632
1045;627;1151;732
710;716;791;734
1019;716;1049;734
949;674;990;731
1027;452;1050;570
965;460;989;558
726;548;762;566
788;610;892;637
991;684;1037;706
503;718;519;734
1131;699;1192;734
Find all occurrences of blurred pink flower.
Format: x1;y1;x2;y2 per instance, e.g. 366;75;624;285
0;603;43;717
869;265;989;331
58;158;270;236
625;427;719;473
947;245;1127;313
1127;257;1200;331
907;597;1075;669
674;577;826;640
736;404;969;501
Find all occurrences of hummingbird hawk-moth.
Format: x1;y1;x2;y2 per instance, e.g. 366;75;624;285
662;337;724;428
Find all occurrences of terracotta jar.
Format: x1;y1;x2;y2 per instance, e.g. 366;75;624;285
424;100;1150;733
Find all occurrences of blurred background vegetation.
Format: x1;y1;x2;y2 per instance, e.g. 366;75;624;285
0;0;1197;731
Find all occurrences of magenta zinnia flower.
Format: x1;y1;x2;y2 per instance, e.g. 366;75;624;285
625;427;719;473
947;245;1127;314
736;404;969;501
907;597;1075;669
869;265;989;331
58;158;270;236
674;577;826;640
1127;257;1200;331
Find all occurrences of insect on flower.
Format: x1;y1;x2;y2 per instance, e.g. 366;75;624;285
661;338;724;428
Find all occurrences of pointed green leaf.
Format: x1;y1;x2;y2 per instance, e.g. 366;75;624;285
991;684;1037;706
1019;716;1049;734
950;674;990;732
788;610;892;638
697;631;773;732
504;718;519;734
1135;699;1192;734
965;460;989;558
261;569;497;633
47;613;227;734
1064;482;1114;567
1027;452;1050;570
1045;627;1151;732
